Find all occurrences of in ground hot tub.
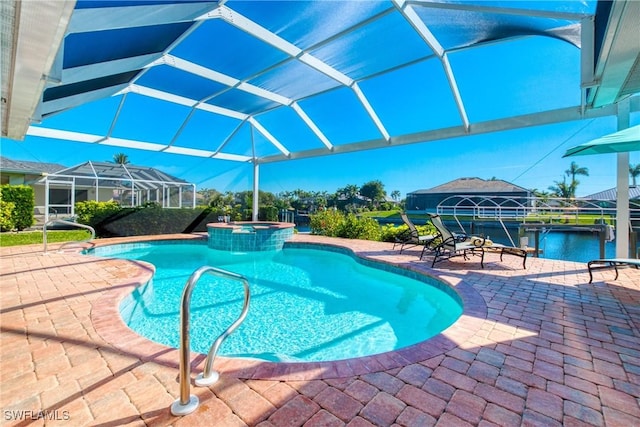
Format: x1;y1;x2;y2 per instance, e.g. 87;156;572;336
207;221;294;251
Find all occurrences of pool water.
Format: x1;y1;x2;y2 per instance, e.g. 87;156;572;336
96;242;462;362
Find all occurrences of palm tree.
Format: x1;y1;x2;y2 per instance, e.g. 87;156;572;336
531;188;551;202
564;161;588;197
565;161;588;181
337;184;360;204
391;190;401;202
548;178;575;200
630;163;640;187
112;152;130;164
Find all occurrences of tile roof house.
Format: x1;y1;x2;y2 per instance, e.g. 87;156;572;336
1;156;195;220
406;177;532;212
0;156;66;185
584;186;640;221
585;186;640;201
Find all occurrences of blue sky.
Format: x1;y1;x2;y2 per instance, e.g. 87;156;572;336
2;0;639;200
2;113;638;199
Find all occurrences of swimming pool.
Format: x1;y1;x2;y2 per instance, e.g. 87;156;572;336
90;240;462;362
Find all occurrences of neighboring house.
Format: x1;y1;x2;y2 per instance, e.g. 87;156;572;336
0;156;66;185
584;186;640;204
1;156;67;215
1;157;196;220
406;177;532;213
584;186;640;218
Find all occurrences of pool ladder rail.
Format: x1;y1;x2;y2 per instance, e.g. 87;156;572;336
43;219;95;254
171;266;251;416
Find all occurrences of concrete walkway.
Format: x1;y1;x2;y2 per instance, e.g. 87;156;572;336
1;234;639;426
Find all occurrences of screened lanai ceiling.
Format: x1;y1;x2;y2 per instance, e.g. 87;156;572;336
3;0;640;164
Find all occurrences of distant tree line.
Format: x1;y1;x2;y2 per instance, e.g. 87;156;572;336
197;180;402;217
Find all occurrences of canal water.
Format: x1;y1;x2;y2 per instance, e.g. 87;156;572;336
298;221;636;263
452;223;618;263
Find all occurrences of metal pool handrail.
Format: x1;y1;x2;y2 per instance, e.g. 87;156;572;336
170;266;251;416
43;219;95;254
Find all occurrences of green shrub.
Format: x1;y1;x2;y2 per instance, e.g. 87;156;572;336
339;213;381;240
0;198;16;232
310;209;344;237
75;200;121;225
379;222;437;243
310;210;382;241
0;185;34;230
380;223;405;243
258;205;278;221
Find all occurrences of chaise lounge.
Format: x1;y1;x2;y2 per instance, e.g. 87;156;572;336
587;258;640;283
394;213;437;254
426;214;527;269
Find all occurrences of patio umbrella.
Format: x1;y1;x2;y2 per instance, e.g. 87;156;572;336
563;124;640;258
562;124;640;157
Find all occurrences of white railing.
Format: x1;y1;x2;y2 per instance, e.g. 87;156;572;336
43;219;95;254
171;266;251;416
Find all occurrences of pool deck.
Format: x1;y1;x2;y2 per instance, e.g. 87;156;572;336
1;233;639;426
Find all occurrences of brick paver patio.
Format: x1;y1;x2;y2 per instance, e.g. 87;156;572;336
1;234;639;426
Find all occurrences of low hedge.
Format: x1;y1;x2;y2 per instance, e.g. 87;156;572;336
74;201;281;237
0;185;34;231
310;210;382;241
310;209;438;243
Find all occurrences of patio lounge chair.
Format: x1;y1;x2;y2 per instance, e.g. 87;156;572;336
427;214;527;269
587;258;640;283
393;213;437;254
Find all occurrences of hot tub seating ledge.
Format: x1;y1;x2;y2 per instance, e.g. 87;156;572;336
207;221;294;252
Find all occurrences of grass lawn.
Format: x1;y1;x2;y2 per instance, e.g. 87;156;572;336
0;230;94;247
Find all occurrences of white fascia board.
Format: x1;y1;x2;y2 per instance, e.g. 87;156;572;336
67;2;218;33
442;54;470;131
291;102;333;150
26;126;104;143
216;6;302;57
249;117;290;157
590;1;640;108
395;2;444;57
55;54;163;86
298;53;353;87
164;54;239;87
352;83;390;141
102;137;166;151
5;1;74;140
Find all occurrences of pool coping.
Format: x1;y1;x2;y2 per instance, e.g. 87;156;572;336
89;234;487;381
